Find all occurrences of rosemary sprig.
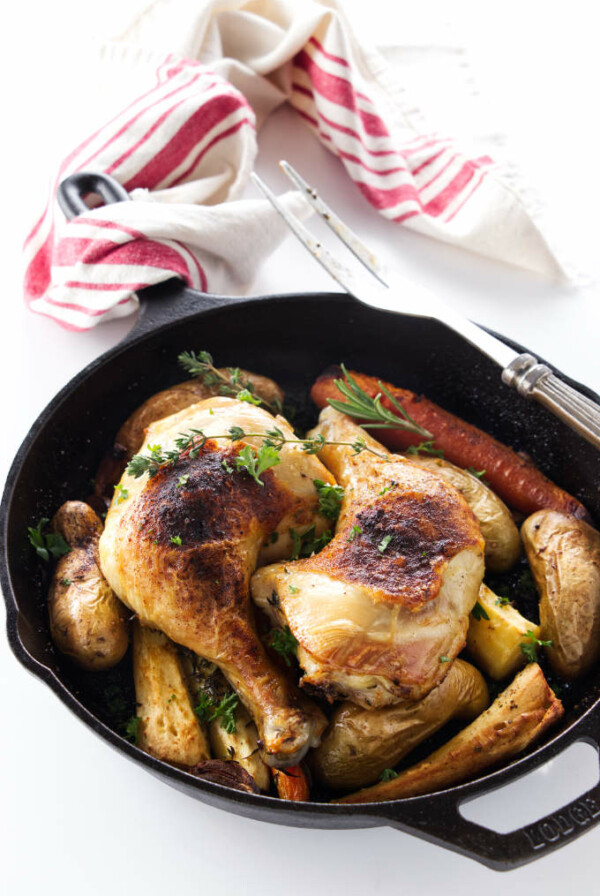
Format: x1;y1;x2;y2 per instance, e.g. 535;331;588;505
178;350;281;415
126;426;388;484
327;364;432;438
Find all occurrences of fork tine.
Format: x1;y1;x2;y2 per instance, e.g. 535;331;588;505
250;171;360;296
279;160;388;286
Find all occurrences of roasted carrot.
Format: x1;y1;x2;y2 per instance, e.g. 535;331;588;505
311;368;590;522
271;765;311;801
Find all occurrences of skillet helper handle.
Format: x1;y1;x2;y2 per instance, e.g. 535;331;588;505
376;710;600;871
503;354;600;451
57;171;130;221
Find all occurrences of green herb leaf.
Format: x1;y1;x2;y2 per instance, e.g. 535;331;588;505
347;524;363;542
440;656;450;663
194;691;239;733
237;388;262;406
327;364;432;437
27;518;71;562
378;534;392;554
124;716;141;744
269;626;298;666
176;474;190;489
379;768;399;782
61;578;72;587
467;467;487;481
289;585;299;594
289;526;332;560
314;479;344;520
406;440;444;458
171;535;182;546
234;444;281;486
177;350;279;414
114;483;129;504
520;630;553;663
471;601;490;621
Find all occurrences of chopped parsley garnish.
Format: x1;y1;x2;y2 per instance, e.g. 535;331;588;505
521;630;553;663
440;656;450;663
289;525;332;559
471;601;490;621
234;444;281;486
27;518;71;562
176;474;190;488
170;535;182;546
378;534;392;554
114;484;129;503
496;595;511;607
194;691;238;733
313;479;344;520
467;467;487;481
379;768;399;782
347;524;363;542
269;626;298;666
60;578;72;587
378;481;397;496
289;585;299;594
124;716;141;744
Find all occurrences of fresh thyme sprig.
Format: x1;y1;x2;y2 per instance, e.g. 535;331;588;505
327;364;432;438
126;426;388;485
178;350;282;415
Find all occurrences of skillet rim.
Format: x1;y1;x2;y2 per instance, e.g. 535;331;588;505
2;286;600;866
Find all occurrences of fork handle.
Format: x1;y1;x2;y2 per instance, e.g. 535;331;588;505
503;354;600;450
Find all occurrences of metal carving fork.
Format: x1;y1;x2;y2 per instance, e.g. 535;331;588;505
252;161;600;451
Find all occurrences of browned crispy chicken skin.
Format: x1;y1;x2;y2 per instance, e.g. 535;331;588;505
99;397;331;767
251;409;485;707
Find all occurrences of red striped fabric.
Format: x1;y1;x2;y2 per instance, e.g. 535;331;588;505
24;23;495;331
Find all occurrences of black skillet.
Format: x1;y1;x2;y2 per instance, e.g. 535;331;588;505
2;173;600;871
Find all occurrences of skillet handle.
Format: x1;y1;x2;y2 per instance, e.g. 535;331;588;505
373;713;600;871
57;171;130;220
56;172;233;340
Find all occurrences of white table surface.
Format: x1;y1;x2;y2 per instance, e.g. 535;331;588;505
1;1;599;892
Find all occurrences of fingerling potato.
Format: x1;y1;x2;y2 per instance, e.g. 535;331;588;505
522;510;600;679
48;501;128;670
407;455;521;572
338;663;563;803
312;660;488;791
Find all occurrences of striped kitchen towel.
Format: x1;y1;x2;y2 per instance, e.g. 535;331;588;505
24;0;567;330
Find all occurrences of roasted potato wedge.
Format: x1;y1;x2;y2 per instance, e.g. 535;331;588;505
133;623;210;766
48;501;128;670
312;660;488;791
337;663;563;803
209;704;270;792
467;583;540;680
406;455;521;572
522;510;600;679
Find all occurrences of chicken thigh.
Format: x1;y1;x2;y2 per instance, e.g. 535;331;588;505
99;397;332;766
251;408;485;708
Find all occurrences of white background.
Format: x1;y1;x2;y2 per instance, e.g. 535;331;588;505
1;1;600;893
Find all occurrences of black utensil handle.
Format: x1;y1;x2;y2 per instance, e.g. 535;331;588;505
376;710;600;870
55;171;234;339
57;171;130;221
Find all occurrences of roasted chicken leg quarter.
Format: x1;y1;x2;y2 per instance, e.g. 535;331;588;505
251;409;485;707
99;397;332;766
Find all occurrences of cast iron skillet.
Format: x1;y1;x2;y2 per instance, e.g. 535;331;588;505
3;174;600;872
